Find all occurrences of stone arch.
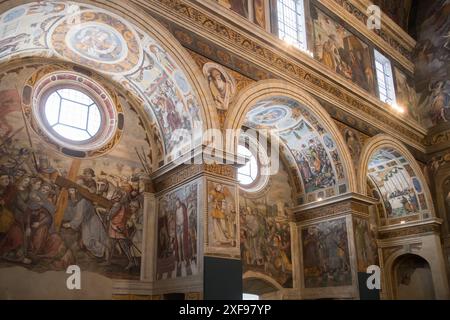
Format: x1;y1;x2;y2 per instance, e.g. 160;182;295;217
226;79;357;202
358;134;435;220
0;0;219;163
243;271;284;295
392;254;435;300
383;248;435;299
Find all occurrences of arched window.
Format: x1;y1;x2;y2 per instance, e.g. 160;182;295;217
237;145;259;186
32;71;120;155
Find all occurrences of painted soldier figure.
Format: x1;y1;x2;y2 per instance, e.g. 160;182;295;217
106;189;137;270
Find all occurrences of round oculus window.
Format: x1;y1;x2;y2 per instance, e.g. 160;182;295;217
32;71;119;154
43;88;102;142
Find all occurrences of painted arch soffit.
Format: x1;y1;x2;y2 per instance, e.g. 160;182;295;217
0;1;204;162
243;96;348;204
367;148;430;219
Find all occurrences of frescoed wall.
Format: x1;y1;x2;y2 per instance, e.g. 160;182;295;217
240;160;293;288
353;217;378;273
368;148;429;219
312;7;376;95
156;180;199;280
414;0;450;128
301;218;352;288
0;1;204;161
216;0;249;18
394;67;419;122
0;65;151;280
207;181;238;249
244;96;348;204
372;0;413;31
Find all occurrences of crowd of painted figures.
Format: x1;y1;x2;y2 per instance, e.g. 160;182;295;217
0;137;146;273
240;204;292;286
156;182;198;280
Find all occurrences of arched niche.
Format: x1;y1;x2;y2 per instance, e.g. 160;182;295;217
0;0;219;164
358;135;435;226
226;79;357;204
392;254;435;300
432;162;450;234
243;271;284;297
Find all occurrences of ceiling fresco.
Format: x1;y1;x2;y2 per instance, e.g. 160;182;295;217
0;1;203;162
244;96;348;204
368;148;429;218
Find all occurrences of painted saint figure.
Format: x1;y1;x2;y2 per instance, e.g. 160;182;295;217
208;183;235;246
175;198;191;267
203;63;236;111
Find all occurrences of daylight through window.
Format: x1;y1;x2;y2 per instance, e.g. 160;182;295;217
43;88;102;142
238;145;259;185
277;0;308;51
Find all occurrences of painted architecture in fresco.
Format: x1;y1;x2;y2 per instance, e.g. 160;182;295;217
368;148;429;220
302;218;352;288
0;0;449;301
156;180;199;280
245;96;347;204
0;1;203;161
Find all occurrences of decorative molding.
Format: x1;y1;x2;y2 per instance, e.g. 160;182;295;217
154;164;203;191
138;0;427;153
154;163;236;192
326;0;415;69
290;193;374;223
378;223;441;240
353;0;416;48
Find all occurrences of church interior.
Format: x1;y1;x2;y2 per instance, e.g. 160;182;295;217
0;0;449;300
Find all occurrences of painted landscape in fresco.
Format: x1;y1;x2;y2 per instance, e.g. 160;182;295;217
240;164;293;287
280;121;336;194
368;149;428;218
244;97;347;204
302;218;352;288
207;181;238;249
156;180;199;280
312;8;376;95
0;68;151;280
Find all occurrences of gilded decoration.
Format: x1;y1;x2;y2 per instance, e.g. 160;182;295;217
143;3;425;148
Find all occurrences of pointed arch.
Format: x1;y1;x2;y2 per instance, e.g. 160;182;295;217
225;79;357;198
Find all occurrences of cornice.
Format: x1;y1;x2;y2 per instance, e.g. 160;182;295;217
353;0;416;48
319;0;414;73
134;0;427;152
377;218;443;241
289;192;376;223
